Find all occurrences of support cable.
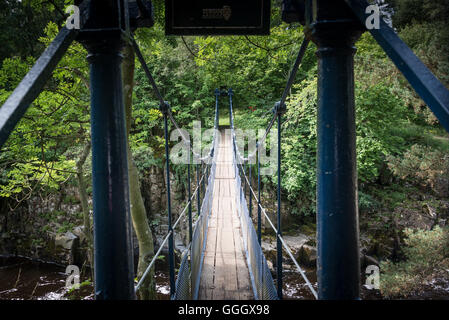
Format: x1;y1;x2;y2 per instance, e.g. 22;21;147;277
236;158;318;299
135;168;207;291
245;38;310;161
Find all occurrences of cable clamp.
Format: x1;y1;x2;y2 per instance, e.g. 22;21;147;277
159;101;170;114
273;101;287;115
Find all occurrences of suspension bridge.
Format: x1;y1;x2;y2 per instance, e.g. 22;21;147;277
0;0;448;300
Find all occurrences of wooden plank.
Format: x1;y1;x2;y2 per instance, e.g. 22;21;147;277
199;253;215;299
211;226;225;300
198;129;254;300
204;227;217;255
233;225;253;300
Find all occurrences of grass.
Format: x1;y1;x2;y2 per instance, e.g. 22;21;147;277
218;110;230;127
389;123;449;152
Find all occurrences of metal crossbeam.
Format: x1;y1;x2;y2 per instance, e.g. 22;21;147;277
0;27;77;148
345;0;449;133
0;0;92;148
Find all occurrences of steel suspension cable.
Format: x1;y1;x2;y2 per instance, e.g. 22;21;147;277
135;166;208;291
244;38;310;161
235;158;318;299
161;104;176;296
131;36;164;106
132;35;210;163
280;38;310;107
229;74;317;299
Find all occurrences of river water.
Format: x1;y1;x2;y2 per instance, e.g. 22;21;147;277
1;255;448;300
0;255;170;300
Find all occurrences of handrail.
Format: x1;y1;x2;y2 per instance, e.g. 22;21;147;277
237;158;318;299
228;37;316;299
232;121;318;298
135;166;207;291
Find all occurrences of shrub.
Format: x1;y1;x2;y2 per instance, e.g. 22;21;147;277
387;144;449;197
380;226;449;298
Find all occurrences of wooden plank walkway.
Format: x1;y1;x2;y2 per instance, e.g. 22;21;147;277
198;130;254;300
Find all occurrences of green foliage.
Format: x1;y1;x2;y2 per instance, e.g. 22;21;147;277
388;0;449;28
281;79;317;212
0;0;66;61
355;83;407;181
65;279;93;299
0;158;76;197
380;226;449;298
358;191;381;214
0;21;90;201
387;144;449;197
57;221;75;234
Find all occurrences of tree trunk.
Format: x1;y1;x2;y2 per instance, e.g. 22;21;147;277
76;141;93;280
122;44;156;300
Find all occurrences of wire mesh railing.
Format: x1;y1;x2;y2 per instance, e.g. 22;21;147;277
231;138;278;300
231;113;318;299
238;160;318;299
132;33;219;299
227;36;319;299
190;139;218;299
134;170;203;291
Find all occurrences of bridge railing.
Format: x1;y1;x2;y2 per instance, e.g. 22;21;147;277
227;35;318;300
231;132;278;300
133;36;220;299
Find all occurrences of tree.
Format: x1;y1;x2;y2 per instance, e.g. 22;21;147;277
0;21;94;274
122;44;156;300
0;0;67;61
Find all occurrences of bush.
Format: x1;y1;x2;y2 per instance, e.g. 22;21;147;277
387;144;449;197
380;226;449;298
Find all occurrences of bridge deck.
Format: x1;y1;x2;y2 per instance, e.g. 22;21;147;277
198;130;254;300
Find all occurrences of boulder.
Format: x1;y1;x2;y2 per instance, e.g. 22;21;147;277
55;232;78;250
72;226;86;243
360;253;380;270
297;244;317;268
282;235;309;253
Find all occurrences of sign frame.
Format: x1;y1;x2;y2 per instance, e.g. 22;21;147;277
165;0;271;36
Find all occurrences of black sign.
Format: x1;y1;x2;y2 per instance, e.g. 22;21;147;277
165;0;271;35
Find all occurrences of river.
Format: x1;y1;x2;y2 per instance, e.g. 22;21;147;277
1;255;448;300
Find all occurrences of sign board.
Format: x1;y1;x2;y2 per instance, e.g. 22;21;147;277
165;0;271;35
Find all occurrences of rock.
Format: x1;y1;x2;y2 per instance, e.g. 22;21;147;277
55;232;78;250
297;244;317;268
261;234;312;270
422;203;437;218
261;241;276;252
72;226;86;243
174;232;187;253
396;207;434;230
361;254;380;269
282;235;309;253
